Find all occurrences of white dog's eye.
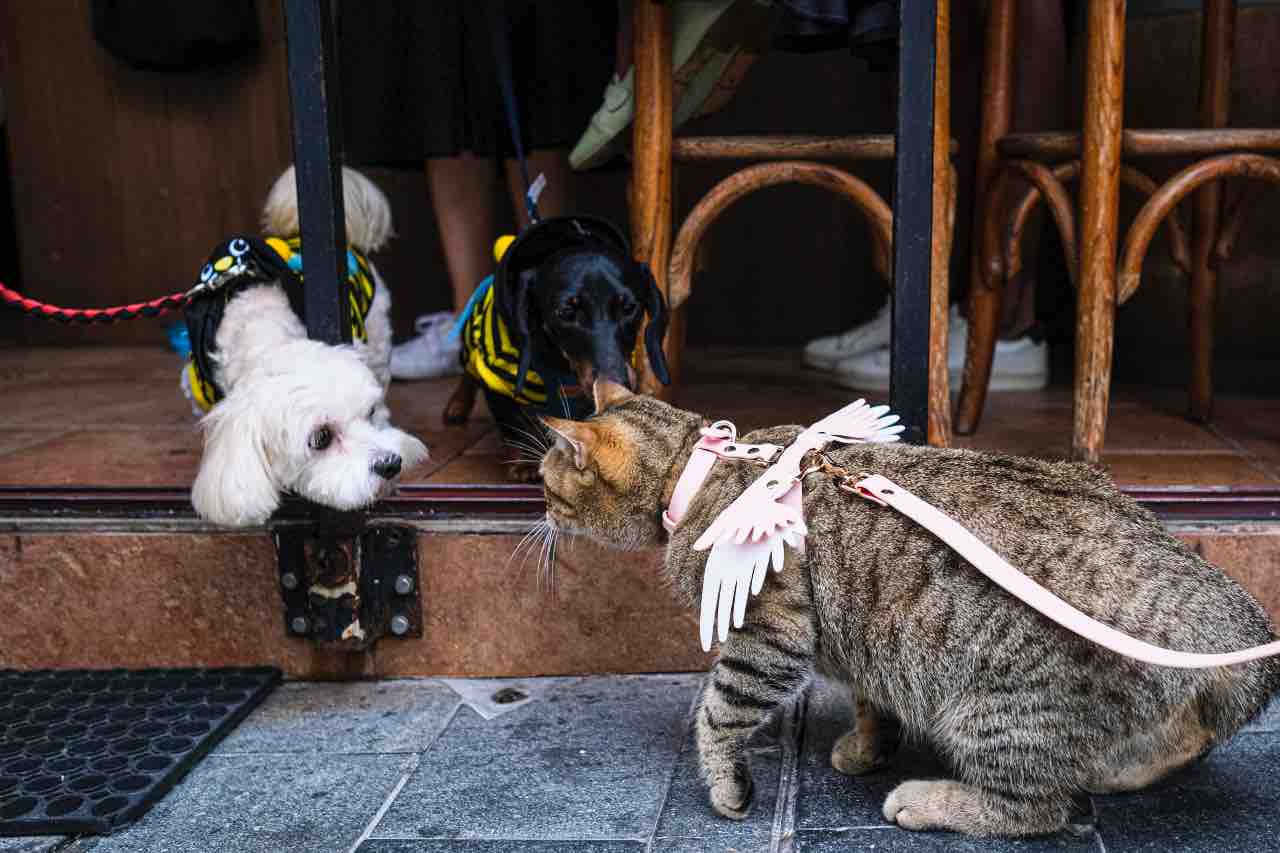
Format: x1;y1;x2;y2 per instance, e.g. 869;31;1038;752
309;426;334;451
368;406;376;419
229;238;250;257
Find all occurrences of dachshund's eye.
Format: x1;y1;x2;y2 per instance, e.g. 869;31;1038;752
229;238;250;257
309;426;333;451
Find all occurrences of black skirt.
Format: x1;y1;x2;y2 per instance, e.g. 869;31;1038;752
339;1;617;167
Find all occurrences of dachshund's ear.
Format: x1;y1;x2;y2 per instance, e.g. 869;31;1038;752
511;269;536;395
639;264;671;386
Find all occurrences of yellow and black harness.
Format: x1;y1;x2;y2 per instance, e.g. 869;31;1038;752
183;235;376;413
451;216;660;419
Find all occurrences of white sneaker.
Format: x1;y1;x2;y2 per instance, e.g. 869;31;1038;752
831;308;1048;393
390;311;462;380
802;301;892;370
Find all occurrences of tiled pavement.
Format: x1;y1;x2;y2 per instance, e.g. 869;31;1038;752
7;676;1280;853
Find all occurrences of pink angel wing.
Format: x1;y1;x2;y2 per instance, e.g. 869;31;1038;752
696;485;804;651
811;398;905;445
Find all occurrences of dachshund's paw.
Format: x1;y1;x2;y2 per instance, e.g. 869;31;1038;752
442;397;472;426
507;461;542;483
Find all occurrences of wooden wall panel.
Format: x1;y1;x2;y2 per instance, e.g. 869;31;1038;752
0;0;292;346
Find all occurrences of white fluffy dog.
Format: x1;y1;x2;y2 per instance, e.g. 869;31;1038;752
187;166;427;527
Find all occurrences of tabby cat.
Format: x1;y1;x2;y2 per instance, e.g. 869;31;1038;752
539;382;1279;838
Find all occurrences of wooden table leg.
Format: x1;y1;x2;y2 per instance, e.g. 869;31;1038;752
1188;0;1235;423
632;0;677;399
956;0;1015;436
1073;0;1126;463
928;0;953;447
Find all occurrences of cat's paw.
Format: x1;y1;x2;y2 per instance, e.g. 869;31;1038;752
709;775;754;821
883;780;961;832
831;729;892;776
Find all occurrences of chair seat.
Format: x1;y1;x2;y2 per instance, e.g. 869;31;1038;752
997;128;1280;161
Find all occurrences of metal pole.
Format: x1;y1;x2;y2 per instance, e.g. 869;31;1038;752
890;0;938;444
283;0;349;345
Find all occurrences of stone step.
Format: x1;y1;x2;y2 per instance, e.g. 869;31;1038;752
2;510;1278;678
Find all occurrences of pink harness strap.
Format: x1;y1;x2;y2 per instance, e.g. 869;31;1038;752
855;474;1280;669
663;422;780;534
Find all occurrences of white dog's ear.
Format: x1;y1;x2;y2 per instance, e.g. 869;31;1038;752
190;391;282;527
261;165;394;254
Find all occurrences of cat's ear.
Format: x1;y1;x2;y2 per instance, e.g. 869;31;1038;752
592;378;634;414
541;415;593;469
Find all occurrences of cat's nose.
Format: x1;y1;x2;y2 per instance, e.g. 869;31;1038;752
371;453;402;479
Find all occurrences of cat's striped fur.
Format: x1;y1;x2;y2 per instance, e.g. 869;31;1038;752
540;387;1279;837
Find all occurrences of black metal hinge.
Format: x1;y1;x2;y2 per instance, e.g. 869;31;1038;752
274;524;422;651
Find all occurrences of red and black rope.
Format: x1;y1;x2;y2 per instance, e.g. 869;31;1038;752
0;281;195;324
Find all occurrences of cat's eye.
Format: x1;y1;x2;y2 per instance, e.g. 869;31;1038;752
309;426;333;451
556;304;576;322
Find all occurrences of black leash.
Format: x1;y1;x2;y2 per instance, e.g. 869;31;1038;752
486;0;542;225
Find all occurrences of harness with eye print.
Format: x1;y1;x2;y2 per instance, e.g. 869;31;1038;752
182;235;376;412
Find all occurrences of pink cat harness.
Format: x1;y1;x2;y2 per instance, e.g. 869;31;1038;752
668;402;1280;668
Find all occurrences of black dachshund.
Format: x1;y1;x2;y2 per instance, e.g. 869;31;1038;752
445;216;670;480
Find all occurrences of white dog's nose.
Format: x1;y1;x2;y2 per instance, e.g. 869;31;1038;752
372;453;402;479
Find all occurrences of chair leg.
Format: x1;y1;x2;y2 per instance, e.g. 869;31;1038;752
956;0;1015;435
632;0;677;398
1073;0;1127;463
1188;0;1235;423
928;0;953;447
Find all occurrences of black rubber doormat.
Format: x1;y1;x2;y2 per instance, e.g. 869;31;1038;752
0;667;279;836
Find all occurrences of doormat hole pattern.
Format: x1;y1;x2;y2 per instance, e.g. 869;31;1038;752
0;667;280;836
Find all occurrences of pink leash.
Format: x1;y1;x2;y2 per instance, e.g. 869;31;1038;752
853;474;1280;669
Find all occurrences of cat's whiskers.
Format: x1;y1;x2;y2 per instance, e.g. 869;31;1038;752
507;519;547;570
538;517;560;595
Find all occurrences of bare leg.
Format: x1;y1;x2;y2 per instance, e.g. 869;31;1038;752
504;148;577;228
614;0;634;75
426;152;501;312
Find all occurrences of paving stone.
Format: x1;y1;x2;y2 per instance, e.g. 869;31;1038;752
1095;731;1280;852
792;827;1100;851
358;842;644;852
372;675;700;842
215;679;460;754
1240;696;1280;733
650;839;770;853
439;677;552;720
650;701;788;853
72;754;412;853
0;840;69;852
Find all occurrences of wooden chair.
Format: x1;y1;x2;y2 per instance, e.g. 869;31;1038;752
628;0;957;446
957;0;1278;462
